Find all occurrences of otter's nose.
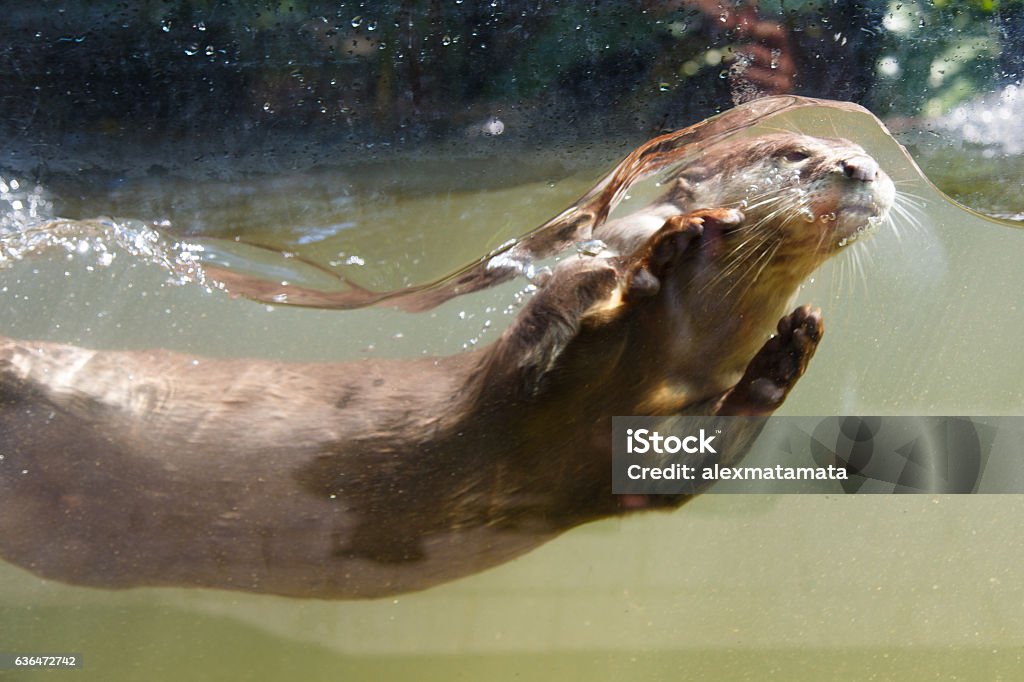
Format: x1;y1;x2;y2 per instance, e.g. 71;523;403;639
842;155;880;182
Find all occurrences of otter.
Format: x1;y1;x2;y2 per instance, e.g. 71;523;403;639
0;132;894;598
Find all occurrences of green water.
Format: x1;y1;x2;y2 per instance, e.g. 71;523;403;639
2;104;1024;680
3;497;1024;680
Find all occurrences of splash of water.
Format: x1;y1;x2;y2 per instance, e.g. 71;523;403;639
0;217;213;291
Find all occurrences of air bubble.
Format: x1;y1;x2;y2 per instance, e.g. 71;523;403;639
575;239;607;257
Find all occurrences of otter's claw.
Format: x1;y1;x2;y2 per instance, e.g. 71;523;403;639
717;304;823;416
626;208;745;296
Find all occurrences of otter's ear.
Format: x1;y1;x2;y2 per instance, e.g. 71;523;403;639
677;165;711;184
671;176;698;205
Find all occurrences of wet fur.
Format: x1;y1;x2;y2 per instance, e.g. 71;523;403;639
0;134;893;598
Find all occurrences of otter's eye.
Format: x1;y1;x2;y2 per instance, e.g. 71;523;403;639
781;149;811;163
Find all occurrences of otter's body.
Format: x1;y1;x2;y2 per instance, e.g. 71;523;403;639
0;346;550;597
0;133;894;598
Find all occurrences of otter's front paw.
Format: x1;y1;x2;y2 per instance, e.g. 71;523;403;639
625;208;744;297
717;304;823;416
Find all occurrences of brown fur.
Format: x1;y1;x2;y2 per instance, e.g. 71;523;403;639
0;133;893;598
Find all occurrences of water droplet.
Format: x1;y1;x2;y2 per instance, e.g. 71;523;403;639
184;44;199;56
658;82;670;92
531;267;553;285
204;44;215;56
482;117;504;136
161;19;171;32
196;21;206;31
351;15;363;28
442;34;452;46
575;239;607;257
366;20;377;31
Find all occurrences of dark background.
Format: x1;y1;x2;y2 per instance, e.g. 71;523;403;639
0;1;1014;180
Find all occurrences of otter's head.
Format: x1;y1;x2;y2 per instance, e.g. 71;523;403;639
674;133;896;265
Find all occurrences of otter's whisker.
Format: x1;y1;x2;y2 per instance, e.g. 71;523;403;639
887;192;927;240
741;241;784;300
848;241;873;299
892;190;929;210
828;247;852;305
737;193;789;214
705;224;783;297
